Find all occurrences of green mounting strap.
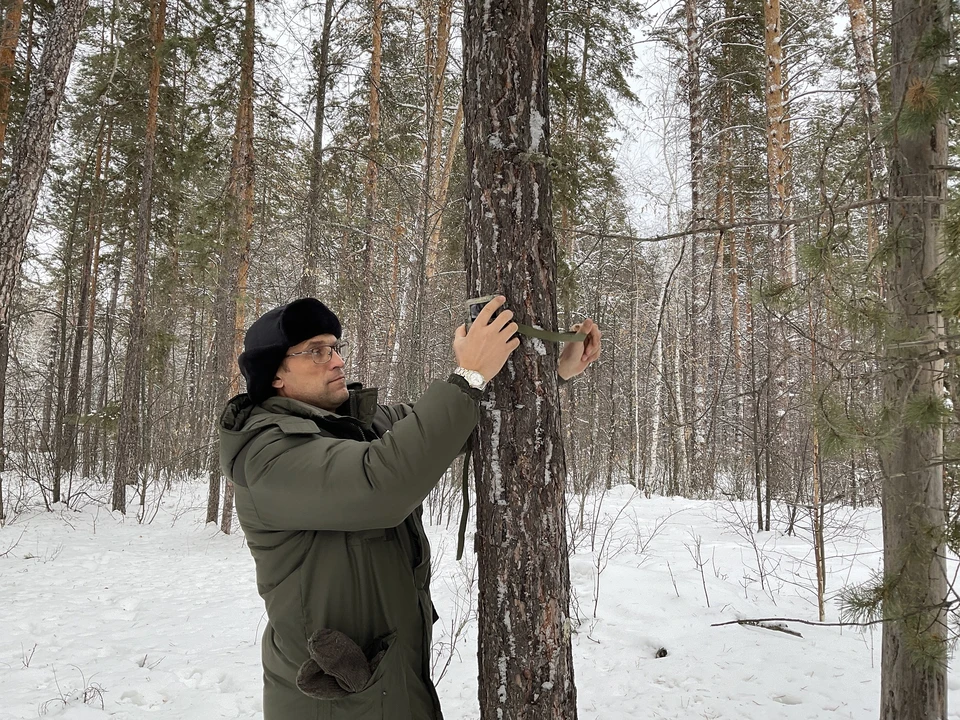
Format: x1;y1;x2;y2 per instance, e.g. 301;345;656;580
456;298;588;560
515;323;586;343
456;433;472;561
454;325;585;561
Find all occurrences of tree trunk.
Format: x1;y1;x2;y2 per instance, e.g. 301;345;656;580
762;0;794;285
0;0;87;349
217;0;255;534
880;0;949;717
300;0;335;298
356;0;382;381
422;0;454;280
112;0;164;514
82;117;111;479
846;0;886;194
0;0;23;165
846;0;887;266
0;318;7;519
62;117;107;483
97;228;126;478
463;0;578;717
682;0;706;495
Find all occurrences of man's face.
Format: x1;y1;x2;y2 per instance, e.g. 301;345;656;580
271;333;349;411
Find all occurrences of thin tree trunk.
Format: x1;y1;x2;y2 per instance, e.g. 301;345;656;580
356;0;382;381
112;0;164;514
846;0;886;195
425;99;462;278
464;0;578;716
300;0;335;298
745;225;764;531
0;0;88;350
62;117;107;483
0;319;7;519
218;0;255;535
97;228;126;477
52;152;93;501
683;0;705;494
82;117;111;479
21;0;32;94
846;0;887;269
880;0;949;716
808;294;825;621
762;0;795;284
422;0;453;280
0;0;24;165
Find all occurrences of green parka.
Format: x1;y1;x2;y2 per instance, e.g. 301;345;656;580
219;378;480;720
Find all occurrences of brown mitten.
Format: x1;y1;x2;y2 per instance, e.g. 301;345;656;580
308;628;373;693
368;649;387;674
296;658;349;699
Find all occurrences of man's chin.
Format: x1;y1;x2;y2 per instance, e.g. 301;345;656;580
330;385;350;406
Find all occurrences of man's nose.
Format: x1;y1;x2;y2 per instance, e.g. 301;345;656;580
329;350;345;368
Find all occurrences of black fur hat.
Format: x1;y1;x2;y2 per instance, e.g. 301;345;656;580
238;298;342;402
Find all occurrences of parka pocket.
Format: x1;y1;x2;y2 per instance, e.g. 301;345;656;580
319;631;401;720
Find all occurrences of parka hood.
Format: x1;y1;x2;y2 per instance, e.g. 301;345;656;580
218;384;381;482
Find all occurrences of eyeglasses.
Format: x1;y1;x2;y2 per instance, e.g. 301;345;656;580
285;341;351;364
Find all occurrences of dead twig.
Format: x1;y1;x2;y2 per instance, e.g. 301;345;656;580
0;530;25;558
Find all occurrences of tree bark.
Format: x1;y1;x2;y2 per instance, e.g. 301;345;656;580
300;0;336;298
0;0;23;165
762;0;795;285
356;0;382;381
880;0;949;717
423;0;455;280
215;0;255;534
847;0;886;195
463;0;578;717
683;0;706;494
0;0;87;349
112;0;164;514
846;0;887;265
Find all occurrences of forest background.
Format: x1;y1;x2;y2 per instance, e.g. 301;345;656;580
0;0;959;672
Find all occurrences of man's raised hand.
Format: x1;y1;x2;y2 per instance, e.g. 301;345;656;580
453;295;520;382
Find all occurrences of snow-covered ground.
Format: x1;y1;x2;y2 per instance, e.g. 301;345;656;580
2;481;958;719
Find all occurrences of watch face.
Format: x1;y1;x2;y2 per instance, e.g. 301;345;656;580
457;368;484;388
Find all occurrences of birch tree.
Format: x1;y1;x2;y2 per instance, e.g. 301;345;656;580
463;0;578;717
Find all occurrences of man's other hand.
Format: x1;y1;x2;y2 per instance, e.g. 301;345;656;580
558;318;601;380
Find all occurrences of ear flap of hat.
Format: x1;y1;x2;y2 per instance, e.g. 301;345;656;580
238;345;286;403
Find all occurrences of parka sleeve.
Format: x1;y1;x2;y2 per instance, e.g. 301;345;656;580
241;379;479;532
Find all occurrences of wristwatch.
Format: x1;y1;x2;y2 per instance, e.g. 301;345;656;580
454;366;487;391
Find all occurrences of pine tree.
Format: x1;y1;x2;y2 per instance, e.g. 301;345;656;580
463;0;578;717
879;0;950;715
112;0;165;514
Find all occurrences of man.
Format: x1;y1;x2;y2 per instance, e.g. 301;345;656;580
219;296;601;719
